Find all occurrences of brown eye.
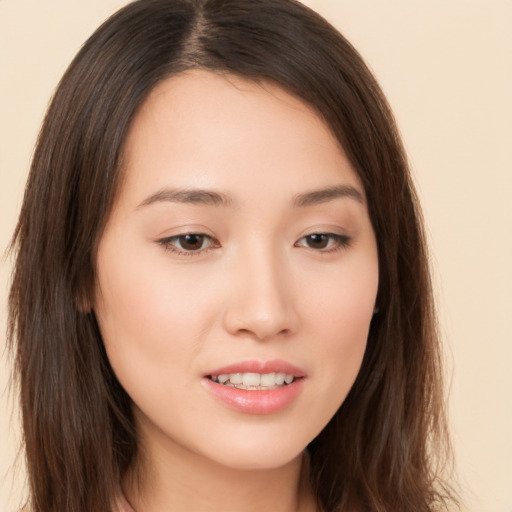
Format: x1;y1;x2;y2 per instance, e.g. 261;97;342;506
178;234;206;251
304;234;329;249
158;233;219;255
295;233;352;252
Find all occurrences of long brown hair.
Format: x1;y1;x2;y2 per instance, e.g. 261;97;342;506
8;1;456;511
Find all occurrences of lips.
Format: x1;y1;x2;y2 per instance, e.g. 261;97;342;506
203;359;305;414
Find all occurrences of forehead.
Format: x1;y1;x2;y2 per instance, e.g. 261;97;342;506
117;69;363;208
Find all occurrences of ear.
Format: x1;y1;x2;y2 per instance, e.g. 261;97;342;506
77;295;93;314
75;266;98;314
75;283;94;314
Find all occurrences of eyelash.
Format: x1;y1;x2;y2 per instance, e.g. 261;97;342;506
157;232;352;256
294;233;352;252
157;233;220;256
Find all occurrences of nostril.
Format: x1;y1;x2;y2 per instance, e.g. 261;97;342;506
234;326;292;341
221;276;300;340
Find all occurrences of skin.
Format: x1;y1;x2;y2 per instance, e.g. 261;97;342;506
94;70;379;512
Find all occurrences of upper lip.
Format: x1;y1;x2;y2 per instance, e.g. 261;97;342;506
205;359;306;377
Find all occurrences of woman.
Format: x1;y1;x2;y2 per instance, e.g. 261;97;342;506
8;0;456;511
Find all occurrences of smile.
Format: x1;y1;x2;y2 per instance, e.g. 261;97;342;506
208;372;296;390
203;360;306;414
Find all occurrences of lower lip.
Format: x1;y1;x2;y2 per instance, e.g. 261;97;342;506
202;378;304;415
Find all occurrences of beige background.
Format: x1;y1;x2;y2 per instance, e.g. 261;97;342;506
1;1;511;511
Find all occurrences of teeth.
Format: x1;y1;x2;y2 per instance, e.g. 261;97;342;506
284;374;294;384
211;372;296;389
260;372;276;386
229;373;243;384
242;373;261;386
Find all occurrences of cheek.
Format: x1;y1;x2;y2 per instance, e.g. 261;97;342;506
312;298;371;392
93;236;229;410
301;253;378;411
93;254;206;430
302;248;378;340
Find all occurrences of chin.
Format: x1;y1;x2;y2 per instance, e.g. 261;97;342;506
208;446;305;471
192;424;313;471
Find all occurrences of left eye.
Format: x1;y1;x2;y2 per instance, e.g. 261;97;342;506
295;233;351;251
158;233;219;254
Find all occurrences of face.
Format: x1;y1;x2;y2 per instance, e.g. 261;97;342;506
94;70;379;471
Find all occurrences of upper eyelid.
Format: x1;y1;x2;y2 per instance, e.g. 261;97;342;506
295;232;351;247
156;231;350;243
156;230;217;242
296;230;351;242
156;234;351;259
298;230;349;239
156;233;220;254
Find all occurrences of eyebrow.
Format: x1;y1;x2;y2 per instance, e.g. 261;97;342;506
137;188;234;209
136;184;364;210
292;185;364;207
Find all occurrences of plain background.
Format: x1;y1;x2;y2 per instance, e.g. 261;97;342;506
1;1;511;511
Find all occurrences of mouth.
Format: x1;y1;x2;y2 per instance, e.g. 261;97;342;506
207;372;298;390
203;363;306;414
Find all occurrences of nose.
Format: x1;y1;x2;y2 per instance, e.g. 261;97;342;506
222;247;300;341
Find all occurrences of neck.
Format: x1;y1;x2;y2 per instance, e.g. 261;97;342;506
123;426;316;512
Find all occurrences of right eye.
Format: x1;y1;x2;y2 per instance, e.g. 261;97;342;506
157;233;220;256
294;232;352;252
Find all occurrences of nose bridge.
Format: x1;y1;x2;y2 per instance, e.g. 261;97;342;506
223;240;298;340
